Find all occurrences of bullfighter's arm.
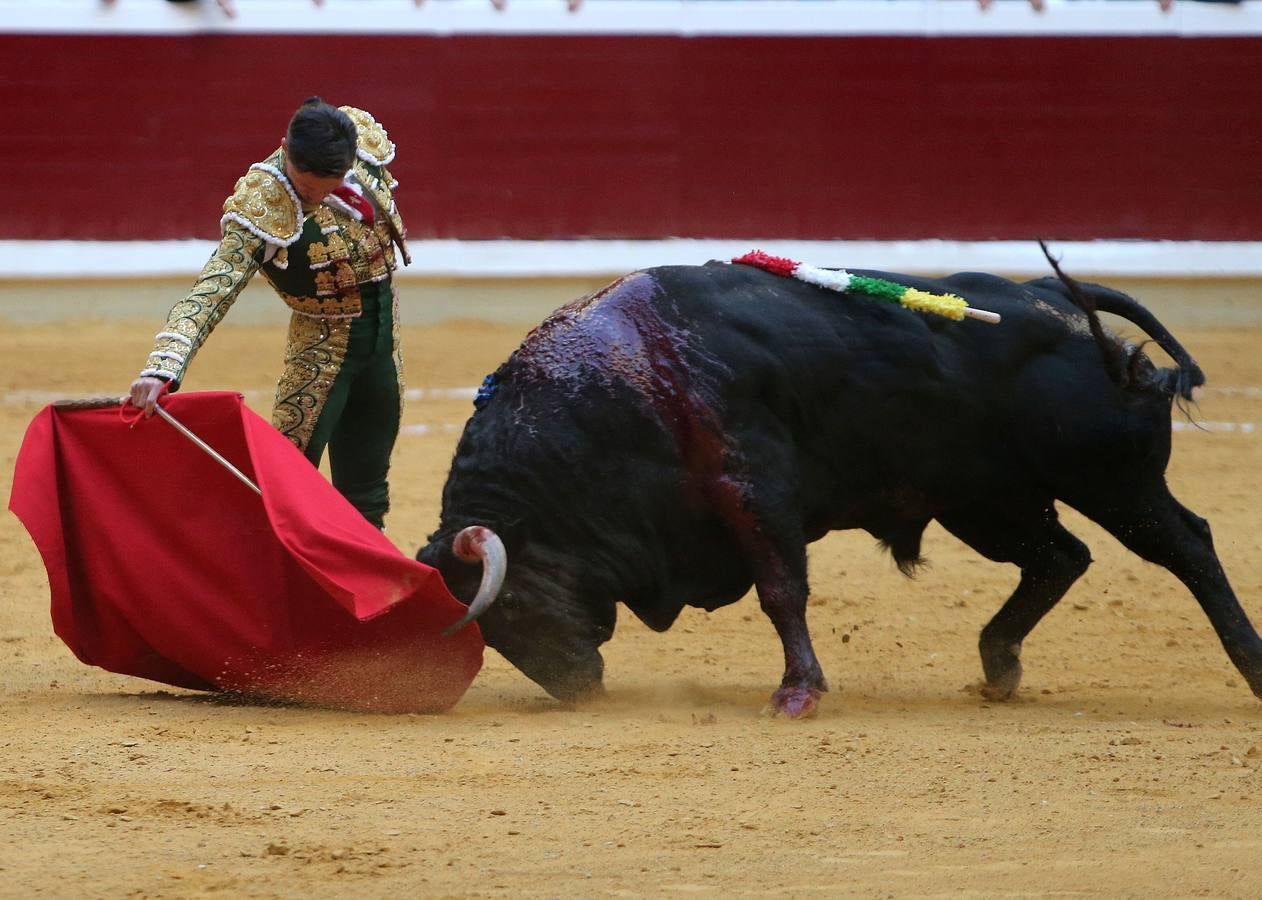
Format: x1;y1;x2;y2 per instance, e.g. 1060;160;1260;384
137;222;265;389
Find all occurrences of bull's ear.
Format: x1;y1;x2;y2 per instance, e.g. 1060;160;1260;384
418;528;472;567
416;534;457;570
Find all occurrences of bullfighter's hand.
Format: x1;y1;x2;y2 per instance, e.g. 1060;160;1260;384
127;376;169;418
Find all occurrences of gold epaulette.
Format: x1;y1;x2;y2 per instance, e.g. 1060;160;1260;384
220;163;304;247
340;106;396;166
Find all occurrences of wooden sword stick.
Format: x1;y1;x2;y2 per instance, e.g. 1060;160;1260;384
151;405;261;496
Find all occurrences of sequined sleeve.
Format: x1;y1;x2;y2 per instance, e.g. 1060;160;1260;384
138;223;265;388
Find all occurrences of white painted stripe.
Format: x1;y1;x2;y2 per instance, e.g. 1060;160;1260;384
400;423;464;437
4;239;1262;280
403;387;478;402
1211;386;1262;398
6;0;1262;38
1172;420;1257;434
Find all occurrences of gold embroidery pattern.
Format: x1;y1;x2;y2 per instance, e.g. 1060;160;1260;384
334;262;357;293
272;315;352;451
273;282;362;319
380;236;397;275
341;106;395;165
354;161;407;245
390;283;406;422
369;238;391;282
340;218;368;244
313;206;339;235
315;271;337;297
307;241;330;269
221;167;302;245
340;217;390;282
306;233;349;270
141;225;262;383
354;163;387;213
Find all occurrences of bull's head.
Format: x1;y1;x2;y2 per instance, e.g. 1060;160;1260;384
418;526;612;703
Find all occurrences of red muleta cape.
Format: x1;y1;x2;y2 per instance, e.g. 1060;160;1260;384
8;391;483;713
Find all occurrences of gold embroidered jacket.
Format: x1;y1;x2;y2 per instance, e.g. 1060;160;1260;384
140;107;407;386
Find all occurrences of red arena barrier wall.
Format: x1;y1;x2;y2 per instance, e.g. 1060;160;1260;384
4;31;1261;242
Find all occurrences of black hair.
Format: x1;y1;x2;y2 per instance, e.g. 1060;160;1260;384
285;96;357;177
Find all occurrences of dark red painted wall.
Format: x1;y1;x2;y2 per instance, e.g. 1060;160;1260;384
6;33;1260;241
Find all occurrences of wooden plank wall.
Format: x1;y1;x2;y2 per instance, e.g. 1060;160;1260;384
6;33;1260;241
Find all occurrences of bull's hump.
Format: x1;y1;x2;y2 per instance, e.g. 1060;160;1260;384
513;271;702;397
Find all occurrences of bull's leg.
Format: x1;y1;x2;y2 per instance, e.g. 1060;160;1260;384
751;544;827;719
938;505;1092;700
1074;488;1262;699
708;461;824;717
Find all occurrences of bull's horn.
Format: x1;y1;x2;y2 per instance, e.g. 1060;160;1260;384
442;525;507;635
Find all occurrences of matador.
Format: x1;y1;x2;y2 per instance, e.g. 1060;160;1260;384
132;100;410;529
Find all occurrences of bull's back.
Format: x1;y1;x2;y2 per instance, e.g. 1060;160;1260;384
641;264;1100;418
496;263;1143;485
509;263;1108;428
649;265;1161;498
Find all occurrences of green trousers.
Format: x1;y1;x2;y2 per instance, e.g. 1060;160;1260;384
303;281;400;529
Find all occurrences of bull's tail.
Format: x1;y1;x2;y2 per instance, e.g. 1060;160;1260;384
1036;241;1204;402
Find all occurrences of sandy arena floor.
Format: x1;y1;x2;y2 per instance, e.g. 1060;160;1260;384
1;284;1261;897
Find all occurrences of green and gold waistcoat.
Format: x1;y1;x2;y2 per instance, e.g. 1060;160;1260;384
140;106;407;386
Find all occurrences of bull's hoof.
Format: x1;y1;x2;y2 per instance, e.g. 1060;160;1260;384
1238;662;1262;701
765;686;822;719
979;678;1019;702
550;681;606;708
979;662;1022;702
980;639;1023;701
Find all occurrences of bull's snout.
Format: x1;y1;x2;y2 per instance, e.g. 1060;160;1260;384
510;645;606;704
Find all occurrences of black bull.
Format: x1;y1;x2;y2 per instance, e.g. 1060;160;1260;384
417;260;1262;717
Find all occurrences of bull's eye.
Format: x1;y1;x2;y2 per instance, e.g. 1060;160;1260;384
495;591;522;620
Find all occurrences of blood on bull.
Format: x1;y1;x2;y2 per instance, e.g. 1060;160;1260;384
418;247;1262;718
